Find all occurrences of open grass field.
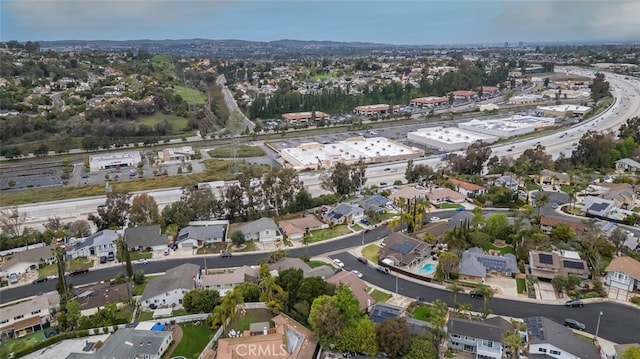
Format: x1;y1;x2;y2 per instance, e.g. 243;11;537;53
208;145;265;158
308;225;351;243
139;113;189;133
2;160;268;206
174;85;207;105
225;110;248;134
361;244;381;263
170;323;215;358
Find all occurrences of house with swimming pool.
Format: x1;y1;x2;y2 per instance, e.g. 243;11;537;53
379;232;433;267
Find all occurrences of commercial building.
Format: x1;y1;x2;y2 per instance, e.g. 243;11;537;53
158;146;195;163
448;90;478;101
89;151;141;172
537;104;592;118
353;104;399;117
407;127;497;152
457;115;556;138
279;136;423;171
409;96;449;108
542;89;591;99
281;111;330;125
480;86;500;95
508;94;544;105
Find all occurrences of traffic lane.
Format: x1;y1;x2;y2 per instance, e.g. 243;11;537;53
331;252;640;344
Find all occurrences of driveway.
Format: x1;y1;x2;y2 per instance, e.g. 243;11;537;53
485;275;518;297
537;281;558;301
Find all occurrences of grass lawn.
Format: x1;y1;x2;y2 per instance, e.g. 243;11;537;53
370;289;391;302
0;330;46;355
229;309;274;333
139;113;189;133
233;241;256;253
133;275;162;296
560;185;574;194
361;244;381;263
151;54;175;77
482;242;516;255
412;305;436;322
225;110;248;134
524;181;541;191
208;145;265;158
438;203;463;209
173;85;207;105
307;260;329;268
138;311;154;321
311;72;338;80
308;225;351;243
371;212;398;224
129;251;153;261
170;323;215;359
516;278;526;294
351;224;363;231
41;257;95;275
172;309;188;316
196;243;228;255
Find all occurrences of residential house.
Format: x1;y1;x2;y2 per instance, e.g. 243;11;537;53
322;203;364;225
0;293;58;339
238;217;282;243
600;183;636;210
176;225;226;248
529;250;590;280
72;281;133;316
278;215;327;241
1;244;56;278
357;194;391;213
369;302;428;335
326;271;376;312
492;175;520;191
459;247;519;283
140;263;200;309
524;316;600;359
379;232;432;267
448;178;486;197
447;317;514;359
268;257;335;279
539;216;587;235
615;158;640;173
581;196;617;218
124;225;169;252
605;256;640;292
388;186;427;203
216;313;319;359
92;328;173;359
68;229;118;259
535;170;571;186
200;266;259;296
425;187;466;204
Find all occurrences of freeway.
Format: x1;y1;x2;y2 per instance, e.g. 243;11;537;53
6;211;639;344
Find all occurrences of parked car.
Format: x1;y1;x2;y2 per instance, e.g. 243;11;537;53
163;249;170;256
564;318;586;331
430;216;441;221
220;252;233;258
69;269;89;276
351;270;364;278
376;266;390;274
357;257;368;264
469;290;484;298
332;259;345;267
455;207;466;211
9;273;18;284
32;277;48;284
135;259;149;265
416;296;426;302
565;300;584;308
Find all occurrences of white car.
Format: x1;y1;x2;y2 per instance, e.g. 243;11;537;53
135;259;149;265
47;274;58;280
351;270;363;278
430;217;441;221
332;259;345;268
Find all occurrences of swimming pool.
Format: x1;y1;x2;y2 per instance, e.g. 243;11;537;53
418;263;436;275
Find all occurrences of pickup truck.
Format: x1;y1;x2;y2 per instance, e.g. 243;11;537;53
69;269;89;276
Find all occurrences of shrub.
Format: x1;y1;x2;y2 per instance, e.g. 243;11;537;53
629;297;640;306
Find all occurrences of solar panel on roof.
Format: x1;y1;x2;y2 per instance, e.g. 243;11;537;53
563;260;585;270
391;240;415;255
539;253;553;265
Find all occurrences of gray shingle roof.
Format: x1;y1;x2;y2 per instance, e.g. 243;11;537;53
616;158;640;169
324;203;361;220
141;263;200;301
448;317;513;343
177;225;225;242
93;328;172;359
74;230;119;251
125;225;168;248
525;316;600;359
238;217;278;235
460;247;520;276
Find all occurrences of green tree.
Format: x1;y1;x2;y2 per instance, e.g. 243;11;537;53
308;295;343;348
485;213;511;240
550;223;576;243
430;300;449;353
503;331;526;359
404;335;438;359
534;192;549;218
88;191;131;230
234;282;261;302
298;276;335;306
133;270;145;285
337;318;378;355
275;268;304;311
377;317;412;358
447;282;463;306
230;230;246;247
435;251;459;281
183;289;221;314
621;346;640;359
129;193;160;226
552;275;567;296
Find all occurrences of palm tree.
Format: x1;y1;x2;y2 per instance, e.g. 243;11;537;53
447;282;463;306
212;304;230;332
430;299;449;355
476;284;494;319
302;231;311;255
455;303;472;319
534;192;549;219
503;331;526;359
259;275;285;313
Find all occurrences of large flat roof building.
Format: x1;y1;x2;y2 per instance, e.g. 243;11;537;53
279;136;423;171
281;111;330;125
458;115;556;138
89;151;141;172
158;146;195;163
407;127;497;151
354;104;399;117
409;96;449;108
508;94;544;105
537;104;592;118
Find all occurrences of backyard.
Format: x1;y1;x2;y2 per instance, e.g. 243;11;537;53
412;305;437;322
308;225;351;243
228;308;274;333
170;323;215;359
481;242;516;255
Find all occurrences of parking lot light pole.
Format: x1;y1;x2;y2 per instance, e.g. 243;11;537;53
595;311;603;343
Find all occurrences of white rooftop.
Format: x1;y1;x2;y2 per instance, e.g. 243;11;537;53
537;104;592;112
20;333;111;359
89;151;140;162
281;137;418;166
460;115;555;131
511;94;543;99
408;127;497;144
560;250;582;260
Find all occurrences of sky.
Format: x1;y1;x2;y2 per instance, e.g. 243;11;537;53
1;0;639;45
